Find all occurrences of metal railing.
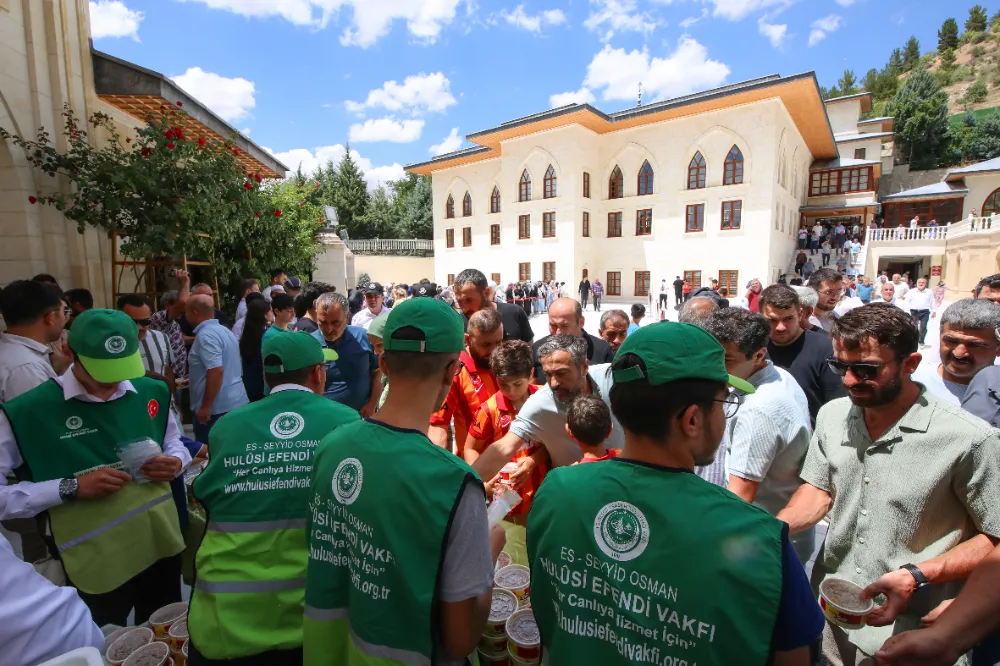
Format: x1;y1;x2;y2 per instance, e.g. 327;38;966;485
344;239;434;256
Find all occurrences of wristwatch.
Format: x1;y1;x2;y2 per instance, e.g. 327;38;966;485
899;563;930;591
58;477;79;502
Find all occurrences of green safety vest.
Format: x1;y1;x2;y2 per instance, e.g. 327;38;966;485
527;459;784;666
303;419;482;666
189;388;360;660
4;377;182;595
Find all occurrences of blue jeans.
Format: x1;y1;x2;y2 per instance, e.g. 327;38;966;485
193;412;226;445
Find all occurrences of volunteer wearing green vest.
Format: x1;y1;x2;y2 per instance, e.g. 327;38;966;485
189;332;359;666
526;322;825;666
0;309;191;627
304;297;506;666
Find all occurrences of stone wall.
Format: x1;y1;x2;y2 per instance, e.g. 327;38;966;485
879;164;952;199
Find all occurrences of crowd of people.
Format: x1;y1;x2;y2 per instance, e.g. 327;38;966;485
3;262;1000;666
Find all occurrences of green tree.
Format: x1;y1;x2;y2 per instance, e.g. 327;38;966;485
967;4;989;32
950;112;979;162
388;172;419;221
963;79;989;105
399;174;433;239
972;110;1000;159
837;70;859;95
887;67;952;169
875;65;900;101
862;68;879;94
355;185;399;238
939;17;960;51
888;48;904;74
903;36;921;71
331;144;369;238
991;8;1000;29
940;48;958;70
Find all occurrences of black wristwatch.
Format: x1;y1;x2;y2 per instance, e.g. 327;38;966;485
900;563;930;591
58;477;79;501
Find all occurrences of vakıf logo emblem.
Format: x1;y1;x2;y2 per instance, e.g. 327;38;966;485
65;416;83;431
332;458;363;505
270;412;305;440
594;501;650;562
105;335;127;354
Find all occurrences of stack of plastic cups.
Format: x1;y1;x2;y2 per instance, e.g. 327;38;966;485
106;627;154;666
479;588;518;665
494;564;530;608
167;617;189;665
505;609;541;666
149;602;188;644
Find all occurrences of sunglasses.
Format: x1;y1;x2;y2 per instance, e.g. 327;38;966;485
131;318;152;327
825;357;894;381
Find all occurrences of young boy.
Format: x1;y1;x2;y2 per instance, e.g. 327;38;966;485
465;341;549;514
567;394;619;463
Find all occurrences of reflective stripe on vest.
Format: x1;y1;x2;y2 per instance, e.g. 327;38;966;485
195;578;305;594
58;492;172;552
208;518;307;532
304;607;431;666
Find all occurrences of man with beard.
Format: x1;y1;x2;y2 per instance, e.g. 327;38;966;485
532;298;614;384
778;303;1000;666
911;299;1000;405
597;310;629;353
472;335;623;480
807;268;863;333
428;309;504;458
452;269;533;343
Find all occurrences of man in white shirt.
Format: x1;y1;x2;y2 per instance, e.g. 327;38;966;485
351;282;392;330
892;273;910;301
0;280;67;402
234;277;260;322
658;279;669;311
704;308;814;563
261;268;286;302
911;299;1000;405
0;533;104;666
812;223;823;254
906;278;936;347
834;223;847;254
910;215;919;229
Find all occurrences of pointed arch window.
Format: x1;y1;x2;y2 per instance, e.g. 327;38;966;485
490;186;501;213
723;146;744;185
609;166;624;199
637;160;654;196
543;165;557;199
462;191;472;217
687;153;706;190
519;170;532;202
446;194;455;219
984;187;1000;216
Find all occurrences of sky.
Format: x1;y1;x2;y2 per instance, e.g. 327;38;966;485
88;0;986;190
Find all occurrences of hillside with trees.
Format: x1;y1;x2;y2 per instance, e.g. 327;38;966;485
821;4;1000;169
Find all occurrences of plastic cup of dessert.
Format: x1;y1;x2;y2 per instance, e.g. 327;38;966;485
494;564;530;607
122;640;170;666
149;602;188;639
505;608;541;662
819;577;875;630
106;627;154;665
485;588;519;637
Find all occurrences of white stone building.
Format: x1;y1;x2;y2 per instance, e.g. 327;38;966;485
407;77;893;301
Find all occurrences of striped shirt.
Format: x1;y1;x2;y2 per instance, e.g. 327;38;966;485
802;389;1000;658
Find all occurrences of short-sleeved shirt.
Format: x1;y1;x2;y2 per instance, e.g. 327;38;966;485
293;317;318;334
911;363;966;405
311;326;376;410
510;364;623;468
430;351;500;458
575;448;620;463
468;385;543;515
188;319;248;414
261;325;290;343
137;329;173;378
801;390;1000;656
351;306;392;331
0;333;58;403
961;366;1000;427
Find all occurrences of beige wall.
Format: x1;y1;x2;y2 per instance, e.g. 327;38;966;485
352;255;435;285
836;137;881;162
962;173;1000;218
943;231;1000;294
432;98;812;297
312;234;356;294
0;0;118;304
825;99;862;136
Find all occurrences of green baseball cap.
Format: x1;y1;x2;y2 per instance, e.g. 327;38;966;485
68;309;145;384
382;298;464;352
262;331;338;373
612;321;755;394
367;313;390;340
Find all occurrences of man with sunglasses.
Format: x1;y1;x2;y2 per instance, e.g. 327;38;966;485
119;294;175;399
527;322;823;666
779;303;1000;666
807;268;863;334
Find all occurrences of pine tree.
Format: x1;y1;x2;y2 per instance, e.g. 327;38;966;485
331;143;370;238
940;48;957;70
939;17;960;51
399;175;433;239
972;110;1000;160
888;48;904;74
837;70;859;95
355;185;399;239
862;68;879;94
875;65;900;101
903;36;921;71
967;4;989;32
887;67;951;169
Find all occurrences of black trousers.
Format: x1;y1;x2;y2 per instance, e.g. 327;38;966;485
912;309;931;344
188;644;303;666
74;553;182;627
674;291;683;305
580;291;589;307
659;294;668;310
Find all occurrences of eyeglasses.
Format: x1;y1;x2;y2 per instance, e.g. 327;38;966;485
63;308;73;318
713;393;743;419
818;288;845;297
825;356;894;381
130;318;152;327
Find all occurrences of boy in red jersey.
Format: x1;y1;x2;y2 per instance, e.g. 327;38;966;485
567;394;619;463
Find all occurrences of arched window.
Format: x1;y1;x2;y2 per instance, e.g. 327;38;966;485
544;165;557;199
688;153;706;189
490;186;501;213
637;160;654;196
519;170;531;202
446;194;455;219
609;165;624;199
724;146;744;185
463;191;472;216
984;188;1000;216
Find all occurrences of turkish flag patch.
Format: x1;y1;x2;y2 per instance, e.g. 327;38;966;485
148;399;159;419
